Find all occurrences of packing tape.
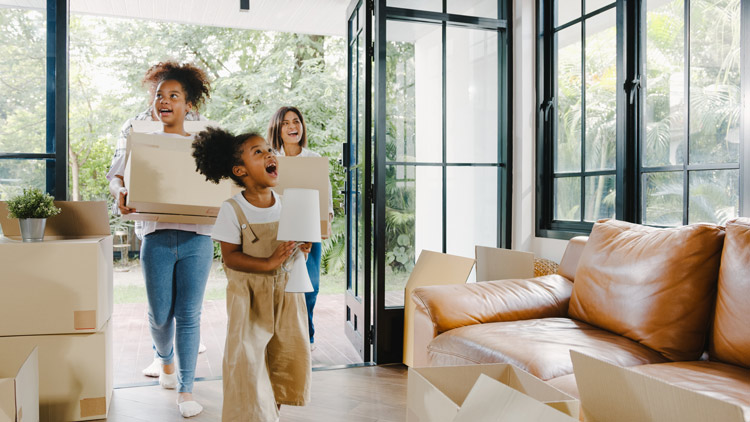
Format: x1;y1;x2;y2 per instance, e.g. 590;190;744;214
80;397;106;418
74;310;97;330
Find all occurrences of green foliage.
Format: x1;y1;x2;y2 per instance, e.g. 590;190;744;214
6;188;61;219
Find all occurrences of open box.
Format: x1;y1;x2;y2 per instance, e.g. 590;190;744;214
0;321;112;421
0;201;113;336
272;156;331;239
407;363;579;422
123;131;234;223
0;347;38;422
571;351;747;422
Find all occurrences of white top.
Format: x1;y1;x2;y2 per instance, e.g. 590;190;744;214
277;145;334;217
110;129;213;238
211;191;282;245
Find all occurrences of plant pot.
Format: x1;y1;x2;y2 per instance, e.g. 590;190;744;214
19;218;47;242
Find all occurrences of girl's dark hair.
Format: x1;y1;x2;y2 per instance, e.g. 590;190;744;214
192;127;262;188
267;106;307;152
142;60;181;92
156;62;212;110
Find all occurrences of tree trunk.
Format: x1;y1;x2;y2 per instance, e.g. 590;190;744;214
69;148;80;201
291;35;325;90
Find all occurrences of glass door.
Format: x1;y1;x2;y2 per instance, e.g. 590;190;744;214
344;0;373;362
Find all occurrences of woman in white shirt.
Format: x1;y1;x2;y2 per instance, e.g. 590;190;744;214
267;106;334;350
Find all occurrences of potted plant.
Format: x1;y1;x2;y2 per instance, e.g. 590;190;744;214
6;188;61;242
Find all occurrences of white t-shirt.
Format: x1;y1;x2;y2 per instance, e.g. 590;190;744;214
211;191;282;245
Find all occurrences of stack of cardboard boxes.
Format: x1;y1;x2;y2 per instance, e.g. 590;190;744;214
0;201;113;421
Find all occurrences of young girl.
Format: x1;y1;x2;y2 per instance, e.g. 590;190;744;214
267;106;334;350
108;63;212;418
192;127;312;421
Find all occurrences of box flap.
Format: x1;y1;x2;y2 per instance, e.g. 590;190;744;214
410;364;512;407
15;347;39;422
454;374;577;422
403;250;475;366
130;119;217;133
0;201;109;237
571;350;746;422
475;246;534;282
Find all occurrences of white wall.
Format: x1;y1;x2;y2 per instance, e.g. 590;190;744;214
511;0;569;263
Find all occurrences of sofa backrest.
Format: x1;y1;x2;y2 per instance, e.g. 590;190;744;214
710;218;750;369
557;236;588;281
568;219;725;362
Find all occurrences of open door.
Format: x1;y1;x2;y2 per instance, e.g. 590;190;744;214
343;0;373;362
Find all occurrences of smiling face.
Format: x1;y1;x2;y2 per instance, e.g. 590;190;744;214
233;135;279;190
153;79;192;128
280;110;304;147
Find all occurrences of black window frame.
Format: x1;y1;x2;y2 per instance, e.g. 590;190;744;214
537;0;749;239
0;0;68;200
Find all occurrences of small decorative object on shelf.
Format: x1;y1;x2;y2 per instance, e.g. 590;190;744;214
6;188;61;242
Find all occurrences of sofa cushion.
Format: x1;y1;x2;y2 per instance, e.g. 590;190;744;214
546;374;580;399
711;218;750;369
427;317;667;381
568;219;724;361
630;361;750;421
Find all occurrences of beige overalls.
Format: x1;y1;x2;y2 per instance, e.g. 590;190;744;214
222;199;311;422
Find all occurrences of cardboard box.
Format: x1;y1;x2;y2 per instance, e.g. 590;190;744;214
0;201;113;336
407;364;579;422
123;132;234;218
123;212;216;225
0;347;38;422
475;246;534;282
403;250;475;367
571;351;746;422
130;119;217;134
0;321;113;422
272;156;331;239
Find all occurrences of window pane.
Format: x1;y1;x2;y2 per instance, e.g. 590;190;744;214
447;166;496;258
644;0;685;167
448;0;498;19
558;0;581;26
387;0;441;12
386;165;442;307
0;8;46;154
688;169;738;225
0;160;46;201
586;0;614;14
688;0;740;165
643;171;683;226
584;8;616;171
555;177;581;221
446;27;498;163
556;24;582;172
584;174;615;221
388;20;443;163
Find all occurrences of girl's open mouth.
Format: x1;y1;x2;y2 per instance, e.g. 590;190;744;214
265;163;277;176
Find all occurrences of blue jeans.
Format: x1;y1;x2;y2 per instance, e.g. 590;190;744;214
141;230;213;393
305;242;322;343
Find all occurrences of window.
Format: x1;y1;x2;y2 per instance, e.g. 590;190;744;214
537;0;747;238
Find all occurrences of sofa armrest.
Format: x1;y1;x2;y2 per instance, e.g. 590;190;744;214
412;274;574;335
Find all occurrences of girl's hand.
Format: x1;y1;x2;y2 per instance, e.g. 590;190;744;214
299;242;312;259
267;241;296;270
118;188;136;215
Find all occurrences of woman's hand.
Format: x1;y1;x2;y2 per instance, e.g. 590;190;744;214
266;241;296;270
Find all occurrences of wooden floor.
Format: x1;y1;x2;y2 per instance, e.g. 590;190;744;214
103;364;408;422
113;295;363;386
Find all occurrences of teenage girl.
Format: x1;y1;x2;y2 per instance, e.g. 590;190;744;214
108;63;212;418
192;127;312;421
267;106;334;350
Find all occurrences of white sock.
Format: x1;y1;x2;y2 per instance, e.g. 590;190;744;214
177;400;203;418
159;370;178;389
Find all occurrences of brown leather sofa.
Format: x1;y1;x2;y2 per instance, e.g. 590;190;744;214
411;218;750;417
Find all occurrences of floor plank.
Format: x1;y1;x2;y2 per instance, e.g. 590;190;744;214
103;364;407;422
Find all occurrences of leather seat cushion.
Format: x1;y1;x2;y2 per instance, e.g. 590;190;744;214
569;219;725;361
546;374;580;399
630;361;750;421
427;317;667;380
711;218;750;369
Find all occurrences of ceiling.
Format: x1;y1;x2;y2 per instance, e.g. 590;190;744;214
1;0;351;37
